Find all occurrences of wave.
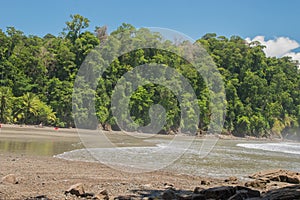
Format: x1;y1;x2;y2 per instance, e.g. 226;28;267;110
237;142;300;155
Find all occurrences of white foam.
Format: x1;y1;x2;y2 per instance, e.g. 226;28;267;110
237;142;300;155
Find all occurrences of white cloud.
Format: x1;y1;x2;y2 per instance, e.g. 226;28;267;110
245;36;300;63
284;52;300;63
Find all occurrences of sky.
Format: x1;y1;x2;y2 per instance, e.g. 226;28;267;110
1;0;300;61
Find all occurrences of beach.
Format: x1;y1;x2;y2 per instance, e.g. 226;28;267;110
0;125;299;199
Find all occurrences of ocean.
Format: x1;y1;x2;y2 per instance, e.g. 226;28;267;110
55;134;300;179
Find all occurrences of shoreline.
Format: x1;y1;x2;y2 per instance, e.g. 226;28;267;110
0;125;299;199
0;123;291;142
0;152;299;199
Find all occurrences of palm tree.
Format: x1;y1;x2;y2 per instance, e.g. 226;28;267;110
15;92;40;124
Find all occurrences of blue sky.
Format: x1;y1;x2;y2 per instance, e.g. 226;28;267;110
1;0;300;60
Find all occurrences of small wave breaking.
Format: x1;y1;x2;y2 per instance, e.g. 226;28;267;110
237;142;300;155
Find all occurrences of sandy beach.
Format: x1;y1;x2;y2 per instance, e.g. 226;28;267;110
0;125;299;200
0;125;224;199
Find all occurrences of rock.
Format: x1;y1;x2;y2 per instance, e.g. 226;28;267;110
104;123;112;131
100;189;109;196
164;182;174;189
94;190;109;200
175;191;195;200
200;186;236;199
142;184;152;188
285;175;300;184
65;183;85;197
225;176;238;183
200;179;210;185
176;193;193;200
191;194;205;200
114;195;139;200
162;189;176;200
249;169;300;184
94;194;109;200
262;185;300;200
193;187;204;194
228;186;260;199
176;194;206;200
1;174;18;184
245;179;267;189
235;186;260;195
81;192;95;198
25;195;50;200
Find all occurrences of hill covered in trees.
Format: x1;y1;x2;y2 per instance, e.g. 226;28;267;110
0;14;299;139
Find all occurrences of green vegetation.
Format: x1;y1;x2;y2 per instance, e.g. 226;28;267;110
0;14;299;138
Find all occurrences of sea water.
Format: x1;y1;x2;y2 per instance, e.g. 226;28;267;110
55;135;300;179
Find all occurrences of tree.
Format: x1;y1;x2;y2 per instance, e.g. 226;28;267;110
64;14;90;43
13;93;40;124
0;17;299;137
0;87;13;123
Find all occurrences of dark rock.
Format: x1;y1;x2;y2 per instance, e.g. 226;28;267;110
176;193;193;200
286;175;300;184
1;174;18;184
162;189;176;200
234;186;260;197
175;191;194;200
226;186;261;200
100;189;109;196
261;185;300;200
228;192;250;200
81;192;95;198
114;195;139;200
193;187;204;194
191;194;206;200
200;186;236;200
200;180;210;185
25;195;50;200
65;183;85;196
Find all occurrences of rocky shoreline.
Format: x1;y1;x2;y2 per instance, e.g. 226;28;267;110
1;153;299;200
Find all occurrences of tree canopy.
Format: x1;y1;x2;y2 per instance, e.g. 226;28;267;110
0;14;299;139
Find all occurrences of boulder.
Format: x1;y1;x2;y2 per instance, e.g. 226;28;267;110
176;193;193;200
193;187;203;194
249;169;300;184
162;189;176;200
114;195;139;200
65;183;85;196
261;185;300;200
191;194;206;200
1;174;18;184
200;186;236;200
229;186;260;199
